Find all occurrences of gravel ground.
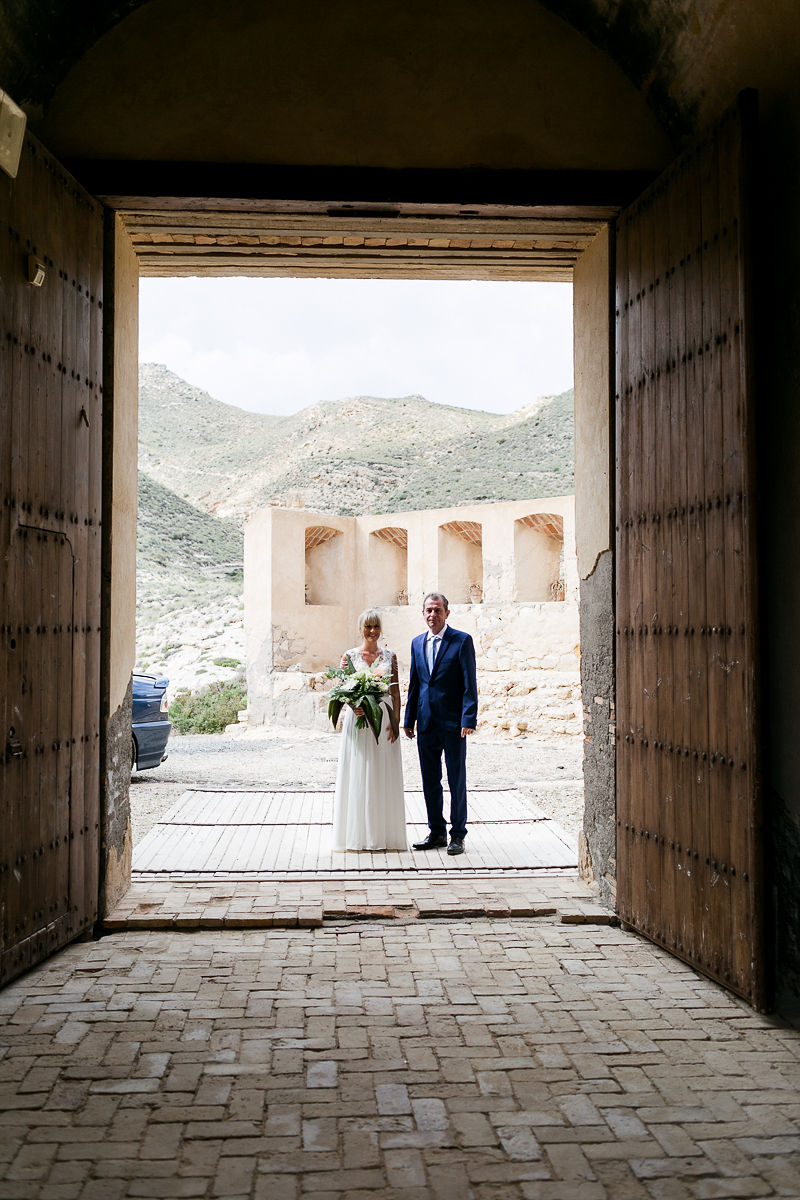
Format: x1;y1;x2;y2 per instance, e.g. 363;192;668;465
130;727;585;847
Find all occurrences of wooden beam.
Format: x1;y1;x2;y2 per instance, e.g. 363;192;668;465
68;161;655;216
136;259;575;281
121;213;608;238
131;246;584;264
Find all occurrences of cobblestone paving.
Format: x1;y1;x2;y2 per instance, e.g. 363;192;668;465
1;921;799;1200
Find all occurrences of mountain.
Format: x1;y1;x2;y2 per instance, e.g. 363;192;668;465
136;364;575;691
138;363;574;523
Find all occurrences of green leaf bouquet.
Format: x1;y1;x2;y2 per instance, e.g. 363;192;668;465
325;654;399;744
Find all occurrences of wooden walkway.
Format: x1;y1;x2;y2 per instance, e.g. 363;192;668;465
132;788;577;878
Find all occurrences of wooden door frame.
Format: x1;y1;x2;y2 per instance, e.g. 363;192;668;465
90;179;621;931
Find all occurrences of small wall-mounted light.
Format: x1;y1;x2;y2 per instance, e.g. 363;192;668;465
0;90;26;180
27;254;46;287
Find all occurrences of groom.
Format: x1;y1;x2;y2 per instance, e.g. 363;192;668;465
404;592;478;856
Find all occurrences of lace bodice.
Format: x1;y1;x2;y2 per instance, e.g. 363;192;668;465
347;646;395;673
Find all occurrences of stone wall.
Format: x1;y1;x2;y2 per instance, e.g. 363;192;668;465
577;552;616;903
250;599;581;742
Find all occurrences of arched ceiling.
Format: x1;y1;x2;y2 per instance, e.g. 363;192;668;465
6;0;676;175
2;0;796;164
0;0;694;137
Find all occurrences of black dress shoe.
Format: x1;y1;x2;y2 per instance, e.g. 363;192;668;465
447;838;465;856
412;834;448;850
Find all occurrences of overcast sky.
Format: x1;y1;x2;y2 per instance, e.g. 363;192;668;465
138;277;573;417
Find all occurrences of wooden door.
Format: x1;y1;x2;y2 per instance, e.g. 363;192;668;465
0;135;103;986
615;94;764;1006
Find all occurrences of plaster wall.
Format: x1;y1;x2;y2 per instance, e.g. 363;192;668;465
99;214;138;916
438;528;483;608
514;524;563;602
246;508;353;720
278;511;353;671
107;216;139;717
573;226;615;902
245;497;580;738
573;228;611;581
365;535;408;607
306;534;346;606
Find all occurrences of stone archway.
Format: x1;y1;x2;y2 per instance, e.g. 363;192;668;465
1;0;799;1002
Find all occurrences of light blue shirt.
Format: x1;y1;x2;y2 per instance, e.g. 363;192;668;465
426;626;447;671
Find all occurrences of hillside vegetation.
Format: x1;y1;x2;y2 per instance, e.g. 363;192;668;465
137;472;243;620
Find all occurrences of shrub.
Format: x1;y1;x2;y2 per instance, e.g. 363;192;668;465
212;656;241;668
169;679;247;735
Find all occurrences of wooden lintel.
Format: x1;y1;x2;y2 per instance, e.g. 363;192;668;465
130;246;584;263
137;264;575;281
121;212;608;236
68;161;655;216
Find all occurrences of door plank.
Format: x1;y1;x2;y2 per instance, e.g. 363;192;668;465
1;137;103;985
615;95;763;1006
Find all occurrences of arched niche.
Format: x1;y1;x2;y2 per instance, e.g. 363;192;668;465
438;521;483;605
305;525;343;605
369;527;409;605
514;513;564;601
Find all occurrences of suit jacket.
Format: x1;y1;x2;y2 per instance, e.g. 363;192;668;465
404;625;478;733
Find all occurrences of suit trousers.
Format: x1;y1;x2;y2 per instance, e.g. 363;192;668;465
417;724;468;840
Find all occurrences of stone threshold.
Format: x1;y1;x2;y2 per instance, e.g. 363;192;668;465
104;872;617;932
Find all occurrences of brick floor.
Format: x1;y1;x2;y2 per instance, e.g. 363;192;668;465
1;920;799;1199
105;873;611;931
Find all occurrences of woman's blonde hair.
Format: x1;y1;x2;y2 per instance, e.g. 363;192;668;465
358;608;382;635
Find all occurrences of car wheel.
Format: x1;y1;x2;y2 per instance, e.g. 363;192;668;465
131;737;138;772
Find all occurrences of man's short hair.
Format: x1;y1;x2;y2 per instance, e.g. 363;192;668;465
422;592;449;611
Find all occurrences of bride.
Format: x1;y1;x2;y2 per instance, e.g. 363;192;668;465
332;609;407;851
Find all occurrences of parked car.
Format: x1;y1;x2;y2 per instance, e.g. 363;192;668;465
132;673;172;771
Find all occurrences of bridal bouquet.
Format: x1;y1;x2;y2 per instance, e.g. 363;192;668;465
325;655;399;743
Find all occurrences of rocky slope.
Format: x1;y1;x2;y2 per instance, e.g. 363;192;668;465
137;472;243;620
135;472;245;692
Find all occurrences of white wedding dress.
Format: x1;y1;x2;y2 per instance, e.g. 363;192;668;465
332;647;407;851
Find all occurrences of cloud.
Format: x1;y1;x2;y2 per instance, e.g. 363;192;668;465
139;277;573;415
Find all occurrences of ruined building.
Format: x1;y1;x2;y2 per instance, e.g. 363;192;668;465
244;498;581;741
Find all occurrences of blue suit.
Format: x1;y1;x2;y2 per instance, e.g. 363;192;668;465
404;625;478;841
